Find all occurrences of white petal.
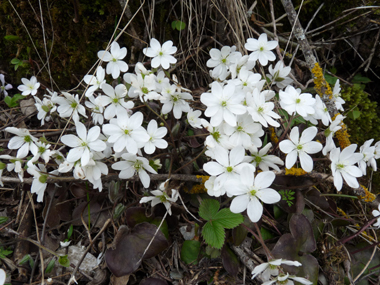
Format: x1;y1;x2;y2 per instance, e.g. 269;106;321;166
247;197;263;222
230;195;249;213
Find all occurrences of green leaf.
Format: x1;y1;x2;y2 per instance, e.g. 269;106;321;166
348;108;361;120
273;205;284;220
10;58;21;65
176;21;186;31
0;247;13;259
330;67;337;74
199;199;220;220
171;21;176;30
180;240;201;264
324;73;337;85
113;203;125;220
4;35;20;41
4;96;13;108
278;108;289;120
67;224;74;240
19;254;34;268
45;258;56;273
213;208;243;229
260;227;275;241
202;221;225;249
58;255;70;267
205;245;221;258
0;217;9;224
352;73;371;84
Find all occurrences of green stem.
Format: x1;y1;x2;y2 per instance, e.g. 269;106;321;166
320;193;358;199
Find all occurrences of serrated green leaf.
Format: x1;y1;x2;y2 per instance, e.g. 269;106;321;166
213;208;243;229
58;255;70;267
199;199;220;220
45;258;56;273
0;247;13;259
202;221;225;249
180;240;201;264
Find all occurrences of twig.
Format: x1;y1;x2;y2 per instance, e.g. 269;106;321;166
66;219;111;285
364;27;380;73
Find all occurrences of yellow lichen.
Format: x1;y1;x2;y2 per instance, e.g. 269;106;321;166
269;127;279;144
358;185;376;202
285;167;307;176
312;63;333;100
331;113;351;149
184;175;210;194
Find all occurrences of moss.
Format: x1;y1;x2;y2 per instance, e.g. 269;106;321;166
341;85;380;145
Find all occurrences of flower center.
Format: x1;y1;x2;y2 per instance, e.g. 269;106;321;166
226;166;233;172
254;156;262;163
159;51;164;56
134;160;143;171
295;98;301;104
39;174;48;183
141;87;149;94
211;131;220;142
159;193;168;202
237;126;243;132
38;146;46;154
124;129;130;135
71;101;78;109
258;106;264;113
42;105;50;112
221;101;227;107
24;135;32;143
113;98;119;104
296;144;303;151
259;46;264;51
249;188;257;196
337;163;345;169
81;141;87;147
221;58;227;64
112;58;117;62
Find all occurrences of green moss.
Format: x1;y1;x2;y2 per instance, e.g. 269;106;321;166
341;85;380;145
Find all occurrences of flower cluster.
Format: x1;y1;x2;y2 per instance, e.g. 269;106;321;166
2;32;379;284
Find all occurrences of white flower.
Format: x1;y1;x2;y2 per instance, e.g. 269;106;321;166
60;241;71;248
52;92;87;122
27;163;52;202
61;121;106;166
374;141;380;159
18;76;40;96
102;109;150;154
246;143;284;172
245;34;278;66
372;204;380;229
267;61;293;89
358;139;377;175
229;54;255;79
34;96;56;126
252;259;302;281
201;82;246;127
30;140;52;164
0;155;24;182
203;146;253;193
160;89;192;119
112;153;157;188
330;144;363;191
140;180;179;215
143;38;177;70
228;167;280;223
279;126;322;172
127;73;159;102
232;67;263;93
206;46;239;80
223;113;263;149
187;109;202;128
201;119;233;150
0;74;12;96
5;127;38;158
262;272;312;285
82;153;108;191
311;95;331;126
83;66;106;97
332;79;345;111
279;86;315;118
97;83;132;120
247;88;281;127
322;114;345;155
0;268;6;285
85;95;105;125
97;42;129;79
155;70;170;92
144;119;168;154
